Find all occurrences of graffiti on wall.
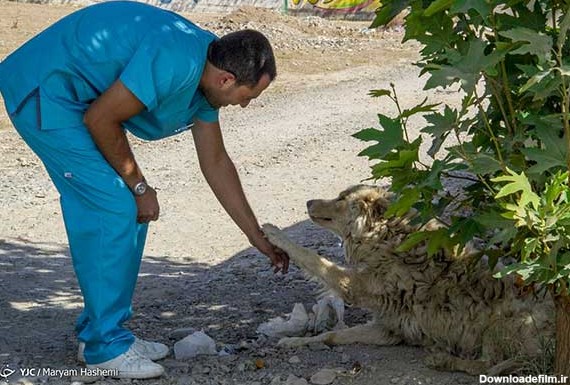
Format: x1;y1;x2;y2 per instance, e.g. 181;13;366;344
289;0;380;13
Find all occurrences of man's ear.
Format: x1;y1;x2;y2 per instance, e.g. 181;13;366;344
219;70;236;88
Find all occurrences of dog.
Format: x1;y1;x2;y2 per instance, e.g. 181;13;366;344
262;185;554;375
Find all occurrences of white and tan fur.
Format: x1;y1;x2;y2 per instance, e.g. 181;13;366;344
262;185;553;375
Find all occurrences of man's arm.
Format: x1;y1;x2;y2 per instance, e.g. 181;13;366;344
83;80;159;223
192;118;289;273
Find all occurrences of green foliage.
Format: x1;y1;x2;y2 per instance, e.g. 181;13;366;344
359;0;570;295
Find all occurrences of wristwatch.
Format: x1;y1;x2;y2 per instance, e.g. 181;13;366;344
132;180;148;196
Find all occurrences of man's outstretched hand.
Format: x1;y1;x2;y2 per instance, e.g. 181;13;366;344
252;230;290;274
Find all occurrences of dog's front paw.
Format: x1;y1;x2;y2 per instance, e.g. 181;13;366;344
261;224;299;252
425;352;454;371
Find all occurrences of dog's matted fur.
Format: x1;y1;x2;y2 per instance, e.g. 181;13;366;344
262;185;554;375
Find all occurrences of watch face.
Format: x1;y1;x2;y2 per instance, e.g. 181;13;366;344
134;182;147;195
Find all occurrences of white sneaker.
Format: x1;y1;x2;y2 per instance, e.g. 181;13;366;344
86;346;165;379
78;337;169;363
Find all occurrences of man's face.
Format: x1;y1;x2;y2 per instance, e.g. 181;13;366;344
201;73;271;109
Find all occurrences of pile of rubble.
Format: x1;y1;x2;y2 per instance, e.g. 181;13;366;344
193;7;384;51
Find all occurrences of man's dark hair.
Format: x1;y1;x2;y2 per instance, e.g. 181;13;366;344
207;30;277;87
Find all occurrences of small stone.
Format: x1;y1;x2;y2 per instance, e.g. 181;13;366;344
390;378;400;384
257;303;309;338
285;374;309;385
340;353;350;364
255;358;265;369
238;340;249;350
219;364;231;373
174;331;217;359
310;369;336;385
270;376;282;385
288;355;301;364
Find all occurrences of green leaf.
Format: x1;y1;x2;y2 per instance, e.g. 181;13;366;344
352;128;383;142
558;9;570;50
475;210;515;230
450;0;492;18
557;251;570;270
521;237;539;261
371;148;419;178
418;160;445;190
492;168;540;209
369;89;392;98
519;69;552;94
354;114;406;160
386;188;421;217
493;262;525;279
499;28;553;64
422;106;459;158
396;230;431;253
449;218;484;247
426;228;450;257
520;115;567;174
470;153;504;175
400;98;440;119
424;40;503;93
371;0;410;28
424;0;454;17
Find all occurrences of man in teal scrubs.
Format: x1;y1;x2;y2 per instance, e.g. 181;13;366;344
0;1;289;379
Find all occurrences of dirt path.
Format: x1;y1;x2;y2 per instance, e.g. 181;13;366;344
0;3;478;385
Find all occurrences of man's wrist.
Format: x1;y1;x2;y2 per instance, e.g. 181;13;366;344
248;227;265;246
130;178;148;196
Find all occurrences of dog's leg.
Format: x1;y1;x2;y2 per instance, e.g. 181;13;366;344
262;224;353;300
486;359;523;376
425;352;492;375
278;322;401;348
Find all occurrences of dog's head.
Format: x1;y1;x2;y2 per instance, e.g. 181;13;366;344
307;185;395;239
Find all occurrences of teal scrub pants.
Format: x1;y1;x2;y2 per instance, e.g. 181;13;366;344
8;91;147;364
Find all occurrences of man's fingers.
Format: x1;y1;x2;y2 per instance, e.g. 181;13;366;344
275;247;289;274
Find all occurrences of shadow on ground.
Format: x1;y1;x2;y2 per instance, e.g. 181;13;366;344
0;221;478;385
0;221;349;365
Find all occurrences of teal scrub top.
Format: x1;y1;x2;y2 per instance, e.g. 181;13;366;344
0;1;219;141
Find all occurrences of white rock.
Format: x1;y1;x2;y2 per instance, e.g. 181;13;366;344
270;376;283;385
174;331;217;359
311;296;346;333
257;303;309;338
288;355;301;364
310;369;337;385
285;374;309;385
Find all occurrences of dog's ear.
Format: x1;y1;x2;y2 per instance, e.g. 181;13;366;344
371;195;391;219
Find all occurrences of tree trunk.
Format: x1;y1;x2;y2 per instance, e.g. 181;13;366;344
555;291;570;383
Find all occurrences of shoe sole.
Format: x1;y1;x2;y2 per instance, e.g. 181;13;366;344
78;344;169;362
